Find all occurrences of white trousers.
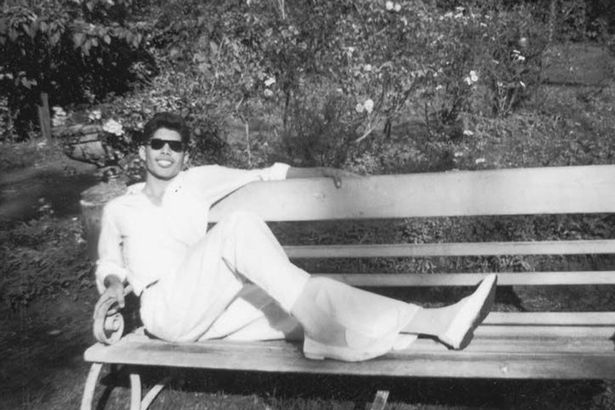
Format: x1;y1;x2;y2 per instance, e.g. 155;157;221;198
140;212;419;353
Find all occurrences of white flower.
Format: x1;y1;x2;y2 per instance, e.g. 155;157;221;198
464;70;479;86
355;103;364;113
52;106;66;115
385;1;394;11
103;119;124;136
463;129;474;136
475;158;486;164
263;89;274;97
363;99;374;114
344;46;356;57
88;109;102;121
394;3;401;12
364;64;372;72
264;77;276;87
514;54;526;62
51;106;67;127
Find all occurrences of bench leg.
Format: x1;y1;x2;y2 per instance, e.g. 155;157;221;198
80;363;103;410
370;390;390;410
141;376;173;409
129;373;142;410
129;372;172;410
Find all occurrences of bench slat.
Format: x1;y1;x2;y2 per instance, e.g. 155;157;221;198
320;271;615;286
483;312;615;326
210;165;615;221
84;335;615;379
285;240;615;258
475;325;613;339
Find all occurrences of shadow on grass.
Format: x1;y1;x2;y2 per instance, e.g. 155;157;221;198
0;167;98;223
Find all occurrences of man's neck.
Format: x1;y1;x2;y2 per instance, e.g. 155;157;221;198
142;176;172;206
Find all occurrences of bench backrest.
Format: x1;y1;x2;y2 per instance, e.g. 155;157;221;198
210;165;615;288
210;165;615;220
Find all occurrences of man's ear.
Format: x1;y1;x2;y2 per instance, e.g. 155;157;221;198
138;145;146;161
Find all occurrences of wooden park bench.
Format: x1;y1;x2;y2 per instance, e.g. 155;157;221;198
80;165;615;410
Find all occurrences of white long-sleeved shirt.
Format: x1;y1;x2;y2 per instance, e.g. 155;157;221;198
95;163;290;295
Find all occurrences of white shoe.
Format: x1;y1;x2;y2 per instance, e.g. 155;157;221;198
439;274;497;350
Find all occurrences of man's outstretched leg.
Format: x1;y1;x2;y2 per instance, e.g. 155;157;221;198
217;212;497;359
291;274;497;361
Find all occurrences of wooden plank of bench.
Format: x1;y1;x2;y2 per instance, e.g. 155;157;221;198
84;335;615;379
284;240;615;258
483;312;615;326
475;325;614;339
320;271;615;286
210;165;615;221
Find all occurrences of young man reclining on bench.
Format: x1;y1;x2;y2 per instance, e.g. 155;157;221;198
96;112;497;362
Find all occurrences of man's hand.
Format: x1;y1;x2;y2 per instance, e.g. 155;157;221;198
96;274;125;314
286;166;362;189
319;167;361;189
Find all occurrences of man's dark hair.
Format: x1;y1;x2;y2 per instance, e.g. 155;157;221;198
141;112;190;146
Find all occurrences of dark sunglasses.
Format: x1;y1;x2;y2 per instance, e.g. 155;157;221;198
148;138;185;153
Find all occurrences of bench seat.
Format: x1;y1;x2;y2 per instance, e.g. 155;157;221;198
86;310;615;380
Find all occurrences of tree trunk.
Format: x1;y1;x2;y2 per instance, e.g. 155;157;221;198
37;92;52;141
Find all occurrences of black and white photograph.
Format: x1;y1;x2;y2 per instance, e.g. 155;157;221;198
1;1;615;409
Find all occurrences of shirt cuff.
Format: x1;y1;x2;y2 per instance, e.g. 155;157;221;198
267;162;290;181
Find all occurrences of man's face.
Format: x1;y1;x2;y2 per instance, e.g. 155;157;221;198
139;127;188;181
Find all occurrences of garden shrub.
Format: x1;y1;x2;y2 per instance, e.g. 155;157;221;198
29;1;551;172
281;85;361;168
0;0;152;140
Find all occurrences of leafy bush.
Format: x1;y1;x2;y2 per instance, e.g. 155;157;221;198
281;86;361;167
0;0;152;140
